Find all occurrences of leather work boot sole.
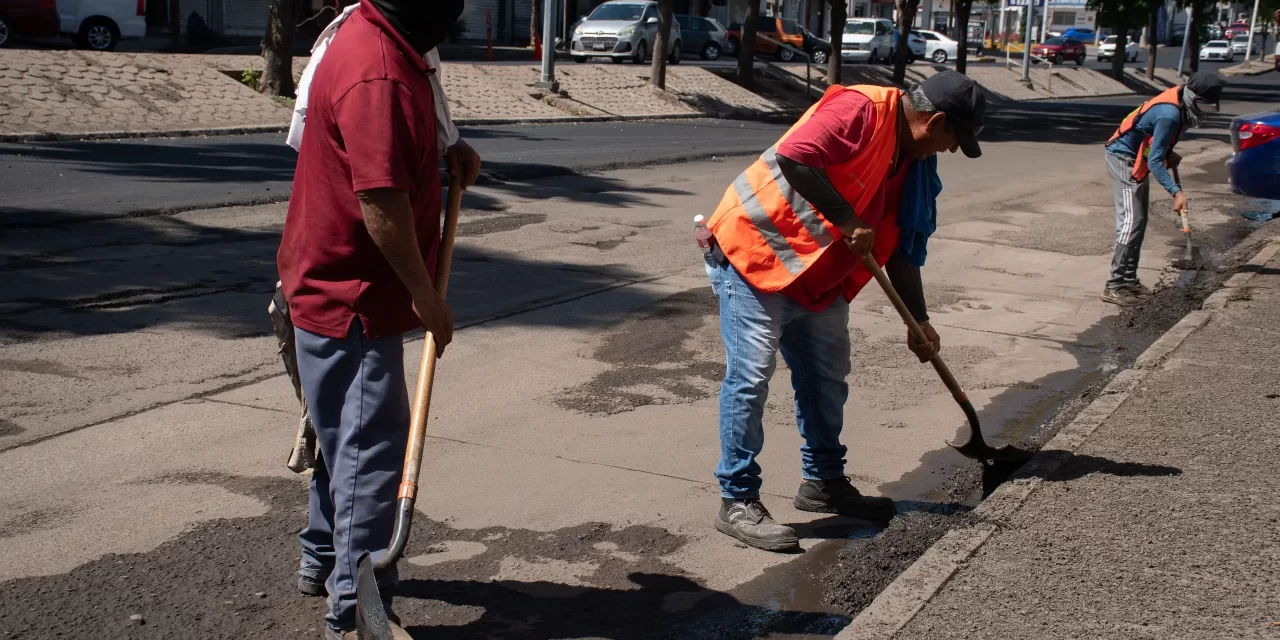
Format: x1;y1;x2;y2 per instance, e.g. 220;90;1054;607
715;499;800;552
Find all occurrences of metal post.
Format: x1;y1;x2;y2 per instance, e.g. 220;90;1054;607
1040;0;1051;42
1245;0;1260;62
1176;5;1191;76
1021;1;1035;85
536;0;560;92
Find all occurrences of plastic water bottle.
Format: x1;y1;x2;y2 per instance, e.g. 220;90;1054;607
694;215;713;250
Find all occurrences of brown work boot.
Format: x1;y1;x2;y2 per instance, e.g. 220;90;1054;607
322;609;410;640
715;499;800;552
794;477;897;522
1124;281;1154;298
1100;287;1140;307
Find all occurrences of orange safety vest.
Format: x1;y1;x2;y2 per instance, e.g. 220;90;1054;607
707;83;902;298
1107;86;1182;182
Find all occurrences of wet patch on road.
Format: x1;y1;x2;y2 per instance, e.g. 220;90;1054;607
0;418;26;437
555;287;722;415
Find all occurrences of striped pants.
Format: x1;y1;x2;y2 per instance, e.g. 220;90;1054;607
1106;151;1151;290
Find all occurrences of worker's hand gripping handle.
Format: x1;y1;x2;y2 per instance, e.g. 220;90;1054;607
858;252;967;404
377;173;464;571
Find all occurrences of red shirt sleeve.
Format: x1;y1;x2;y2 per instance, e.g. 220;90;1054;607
776;90;877;168
333;78;421;193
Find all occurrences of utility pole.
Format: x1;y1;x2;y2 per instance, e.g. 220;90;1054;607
536;0;560;92
1176;5;1191;76
1245;0;1260;62
1021;0;1035;86
1040;0;1051;42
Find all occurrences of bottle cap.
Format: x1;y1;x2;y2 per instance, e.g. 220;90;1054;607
694;215;705;224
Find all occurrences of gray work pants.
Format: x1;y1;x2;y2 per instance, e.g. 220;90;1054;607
1106;151;1151;290
295;318;409;632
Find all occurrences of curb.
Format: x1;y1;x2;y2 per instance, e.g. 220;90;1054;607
0;110;799;144
835;236;1280;640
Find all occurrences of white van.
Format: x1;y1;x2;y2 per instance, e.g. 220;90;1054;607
59;0;146;51
841;18;894;64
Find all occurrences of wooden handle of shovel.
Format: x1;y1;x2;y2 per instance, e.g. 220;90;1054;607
859;252;968;404
398;174;464;503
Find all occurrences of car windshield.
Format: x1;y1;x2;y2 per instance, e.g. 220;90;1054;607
588;4;645;21
1207;41;1228;47
1233;35;1249;41
844;21;875;35
1103;36;1117;43
1042;38;1064;45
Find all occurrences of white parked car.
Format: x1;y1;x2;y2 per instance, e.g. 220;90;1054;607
1230;34;1259;56
1098;35;1139;62
49;0;147;51
1200;40;1235;62
841;18;894;63
913;29;958;63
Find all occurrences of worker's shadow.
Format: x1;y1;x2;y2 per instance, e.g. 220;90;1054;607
982;451;1182;496
396;571;848;639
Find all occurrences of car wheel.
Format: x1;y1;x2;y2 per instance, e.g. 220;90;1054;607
812;49;828;65
1076;54;1084;65
572;55;587;63
1053;53;1064;64
79;18;119;51
726;37;738;54
701;42;721;60
932;49;947;63
611;56;624;64
0;16;10;48
669;41;680;64
779;46;795;61
633;40;646;63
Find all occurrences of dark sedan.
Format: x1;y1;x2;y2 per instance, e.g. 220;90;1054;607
1228;108;1280;200
675;14;731;60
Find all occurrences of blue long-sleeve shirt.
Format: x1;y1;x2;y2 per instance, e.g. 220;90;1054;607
1106;103;1183;195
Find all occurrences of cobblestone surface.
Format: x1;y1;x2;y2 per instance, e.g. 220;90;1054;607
0;51;790;137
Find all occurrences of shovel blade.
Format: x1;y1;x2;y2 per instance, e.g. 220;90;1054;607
948;437;1036;462
355;552;394;640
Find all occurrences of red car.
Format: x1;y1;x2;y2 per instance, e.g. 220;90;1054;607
1224;21;1251;39
1031;37;1087;65
0;0;60;48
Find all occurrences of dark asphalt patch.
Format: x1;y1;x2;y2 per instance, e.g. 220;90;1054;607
0;419;26;437
555;287;722;415
0;471;825;639
455;212;547;238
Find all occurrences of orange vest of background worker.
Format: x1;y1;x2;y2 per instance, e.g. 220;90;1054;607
1107;86;1182;183
701;71;987;553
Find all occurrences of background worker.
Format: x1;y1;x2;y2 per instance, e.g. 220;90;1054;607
275;0;479;638
703;72;987;552
1101;71;1225;307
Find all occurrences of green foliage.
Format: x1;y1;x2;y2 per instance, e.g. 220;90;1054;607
239;66;261;91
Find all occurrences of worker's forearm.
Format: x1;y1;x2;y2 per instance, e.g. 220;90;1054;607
358;189;438;304
776;153;859;228
885;250;929;323
1146;119;1181;195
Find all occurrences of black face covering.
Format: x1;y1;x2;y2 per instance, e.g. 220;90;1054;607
368;0;465;55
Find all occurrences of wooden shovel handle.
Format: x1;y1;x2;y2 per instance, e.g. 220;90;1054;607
397;174;464;502
858;252;968;403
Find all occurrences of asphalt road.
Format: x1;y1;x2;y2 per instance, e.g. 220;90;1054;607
0;118;789;228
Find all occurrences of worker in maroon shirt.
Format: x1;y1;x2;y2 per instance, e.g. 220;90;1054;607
275;1;477;637
704;72;986;552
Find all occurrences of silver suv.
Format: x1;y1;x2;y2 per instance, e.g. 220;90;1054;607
570;0;682;64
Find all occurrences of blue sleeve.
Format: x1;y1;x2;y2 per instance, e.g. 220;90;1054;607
1146;114;1181;196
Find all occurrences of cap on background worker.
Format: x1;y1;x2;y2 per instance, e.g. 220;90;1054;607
702;71;987;552
1101;71;1225;307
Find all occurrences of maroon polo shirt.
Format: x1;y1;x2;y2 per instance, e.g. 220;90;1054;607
277;2;440;339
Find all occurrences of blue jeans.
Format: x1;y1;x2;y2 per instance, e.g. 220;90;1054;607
706;257;851;499
295;319;409;631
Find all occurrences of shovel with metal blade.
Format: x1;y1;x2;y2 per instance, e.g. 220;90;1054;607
356;173;465;640
860;252;1035;463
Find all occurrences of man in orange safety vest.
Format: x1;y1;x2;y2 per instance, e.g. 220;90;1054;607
702;71;987;552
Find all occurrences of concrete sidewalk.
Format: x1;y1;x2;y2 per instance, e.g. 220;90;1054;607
841;230;1280;639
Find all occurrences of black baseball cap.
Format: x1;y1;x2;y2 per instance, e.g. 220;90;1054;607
1185;71;1226;106
919;71;987;158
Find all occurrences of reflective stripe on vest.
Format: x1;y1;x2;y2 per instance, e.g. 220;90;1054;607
1107;86;1182;182
708;84;901;293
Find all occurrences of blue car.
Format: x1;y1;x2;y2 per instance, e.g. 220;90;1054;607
1227;109;1280;200
1060;28;1095;41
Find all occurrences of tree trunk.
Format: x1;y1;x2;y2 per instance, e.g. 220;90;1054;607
565;0;579;40
738;0;760;85
893;0;920;84
169;0;181;49
1110;28;1126;81
948;0;956;37
650;0;675;88
1189;18;1199;72
826;0;846;85
1146;9;1158;79
532;0;541;49
259;0;296;97
955;0;972;72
